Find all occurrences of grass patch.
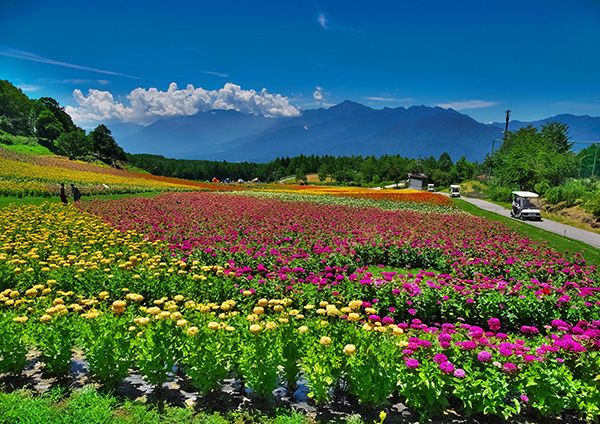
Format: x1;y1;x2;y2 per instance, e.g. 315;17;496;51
0;387;317;424
0;191;165;209
452;198;600;265
1;143;54;155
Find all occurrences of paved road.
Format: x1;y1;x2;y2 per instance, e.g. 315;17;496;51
451;195;600;249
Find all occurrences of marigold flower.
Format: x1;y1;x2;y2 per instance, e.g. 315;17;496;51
111;300;127;314
319;336;332;345
25;288;38;298
343;344;356;355
146;306;161;316
347;312;360;322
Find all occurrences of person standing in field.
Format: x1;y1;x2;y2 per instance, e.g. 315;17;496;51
60;183;68;204
71;184;81;202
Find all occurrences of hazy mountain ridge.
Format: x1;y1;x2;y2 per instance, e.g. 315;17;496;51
111;101;599;162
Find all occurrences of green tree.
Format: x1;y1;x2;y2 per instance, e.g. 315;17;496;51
55;130;91;160
35;109;64;141
89;124;127;165
317;162;329;182
438;152;453;172
541;121;572;154
295;166;307;184
360;156;376;183
491;124;576;190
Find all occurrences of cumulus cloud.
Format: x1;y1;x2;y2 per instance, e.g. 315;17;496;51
66;82;301;126
436;100;496;110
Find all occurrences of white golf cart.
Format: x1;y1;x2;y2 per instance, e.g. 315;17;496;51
510;191;542;221
427;184;435;192
450;185;460;198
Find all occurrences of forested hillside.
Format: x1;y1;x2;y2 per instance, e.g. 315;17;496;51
0;80;126;166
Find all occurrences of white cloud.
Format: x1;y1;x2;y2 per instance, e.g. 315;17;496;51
317;13;329;30
18;84;43;92
437;100;497;110
65;82;301;126
0;46;138;79
363;96;414;102
313;86;324;101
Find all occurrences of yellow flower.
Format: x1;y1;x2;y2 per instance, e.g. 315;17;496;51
249;324;262;334
265;321;277;331
319;336;332;346
362;323;374;332
137;317;151;326
246;314;259;322
258;298;268;307
298;325;308;333
273;304;284;312
13;316;28;323
253;306;264;315
98;291;110;300
111;300;127;314
40;314;52;323
347;313;361;322
343;344;356;355
25;288;38;298
393;327;404;335
176;319;188;327
146;306;161;315
187;326;199;336
207;321;220;331
170;311;183;321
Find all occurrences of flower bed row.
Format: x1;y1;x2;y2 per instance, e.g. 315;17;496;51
1;287;599;421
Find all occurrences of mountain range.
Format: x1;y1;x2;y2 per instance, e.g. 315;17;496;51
110;101;600;163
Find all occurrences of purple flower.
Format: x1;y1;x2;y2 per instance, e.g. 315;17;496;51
503;362;517;373
433;353;448;364
454;368;466;378
406;359;419;369
440;361;455;374
382;316;394;325
477;350;493;362
487;317;501;331
521;395;529;402
408;308;416;315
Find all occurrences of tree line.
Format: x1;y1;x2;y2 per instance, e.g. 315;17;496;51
126;152;481;186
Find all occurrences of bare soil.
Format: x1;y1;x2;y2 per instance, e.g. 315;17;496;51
0;351;590;424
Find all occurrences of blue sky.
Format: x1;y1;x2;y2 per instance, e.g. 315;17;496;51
1;0;599;127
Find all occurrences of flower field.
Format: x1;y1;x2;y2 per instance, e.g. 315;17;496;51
0;148;228;197
1;191;599;422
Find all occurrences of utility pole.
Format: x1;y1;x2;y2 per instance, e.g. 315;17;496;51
504;110;511;141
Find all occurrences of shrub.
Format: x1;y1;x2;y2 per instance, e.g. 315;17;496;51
545;186;562;205
487;185;512;202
